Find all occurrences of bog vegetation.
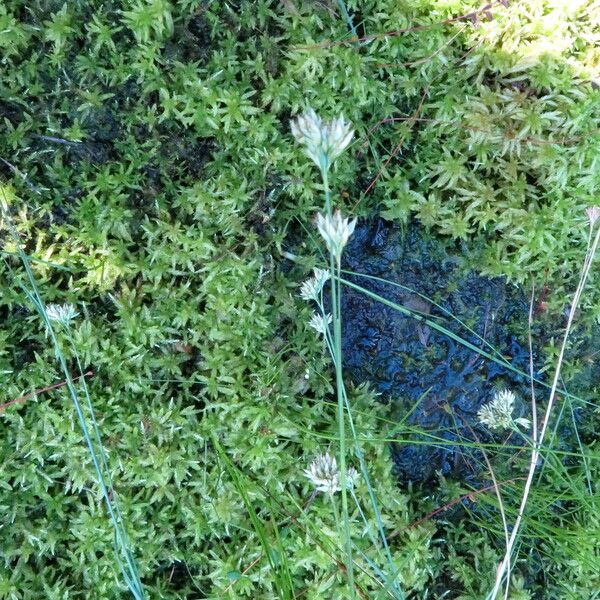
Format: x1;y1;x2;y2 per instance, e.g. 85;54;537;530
1;1;599;599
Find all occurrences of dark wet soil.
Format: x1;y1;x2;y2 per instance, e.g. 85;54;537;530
340;218;541;485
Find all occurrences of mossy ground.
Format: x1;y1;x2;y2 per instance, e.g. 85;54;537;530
1;1;599;598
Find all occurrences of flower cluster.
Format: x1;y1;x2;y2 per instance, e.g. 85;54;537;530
304;452;359;495
316;211;357;262
586;206;600;227
299;267;331;302
291;108;358;368
291;108;353;172
478;389;531;431
307;312;332;336
45;303;78;326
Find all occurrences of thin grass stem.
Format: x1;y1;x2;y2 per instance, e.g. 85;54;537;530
488;222;600;599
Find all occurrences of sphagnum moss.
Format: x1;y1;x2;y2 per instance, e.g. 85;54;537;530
1;0;600;598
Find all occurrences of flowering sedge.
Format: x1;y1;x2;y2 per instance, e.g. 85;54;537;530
291;108;354;172
304;451;359;495
316;211;357;262
478;389;531;431
308;312;332;336
45;303;78;326
299;267;331;302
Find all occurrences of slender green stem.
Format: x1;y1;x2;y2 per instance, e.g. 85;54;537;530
317;170;402;596
329;491;342;534
321;167;355;597
336;0;359;38
323;168;331;214
488;222;600;599
1;190;144;599
338;275;586;406
319;315;402;596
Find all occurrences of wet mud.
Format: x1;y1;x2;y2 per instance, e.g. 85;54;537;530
340;218;541;485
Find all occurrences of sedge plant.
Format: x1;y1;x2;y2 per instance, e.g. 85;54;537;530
298;189;599;598
292;108;404;598
0;186;145;599
488;205;600;600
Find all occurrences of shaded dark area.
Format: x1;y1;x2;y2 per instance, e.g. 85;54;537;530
340;218;542;485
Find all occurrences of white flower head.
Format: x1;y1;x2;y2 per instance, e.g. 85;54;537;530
586;206;600;227
291;108;354;171
346;466;359;489
308;311;332;335
514;417;532;430
45;303;78;326
304;452;358;494
327;114;354;159
299;267;331;301
478;389;530;431
316;211;357;261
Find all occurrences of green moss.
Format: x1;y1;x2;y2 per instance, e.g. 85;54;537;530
1;0;599;597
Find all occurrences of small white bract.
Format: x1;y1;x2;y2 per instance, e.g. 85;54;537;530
304;452;359;494
316;211;357;261
514;417;532;429
291;108;354;171
308;311;332;335
46;303;78;326
346;466;359;489
478;389;530;431
586;206;600;227
299;267;331;301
